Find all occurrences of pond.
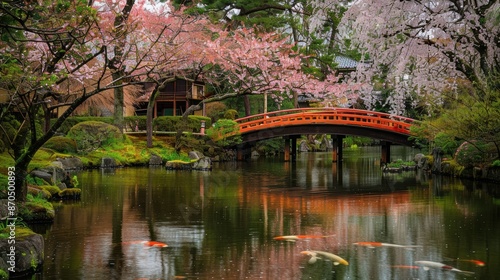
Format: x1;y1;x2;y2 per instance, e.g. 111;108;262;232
32;146;500;279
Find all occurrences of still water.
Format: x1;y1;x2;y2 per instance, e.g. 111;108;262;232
34;146;500;280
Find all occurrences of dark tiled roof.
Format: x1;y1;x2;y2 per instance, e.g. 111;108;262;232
335;55;359;70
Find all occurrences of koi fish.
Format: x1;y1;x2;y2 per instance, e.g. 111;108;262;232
301;250;349;266
390;265;420;269
456;259;485;267
353;241;421;249
141;241;168;248
273;235;334;242
122;240;168;248
415;261;475;275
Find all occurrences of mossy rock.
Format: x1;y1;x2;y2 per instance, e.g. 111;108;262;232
18;202;55;222
0;227;44;278
67;121;123;153
58;188;81;200
43;136;77;153
165;160;193;170
41;185;62;198
27;186;52;200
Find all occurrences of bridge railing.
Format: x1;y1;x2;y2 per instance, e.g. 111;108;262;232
235;107;414;135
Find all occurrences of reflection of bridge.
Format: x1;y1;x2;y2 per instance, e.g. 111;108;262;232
231;108;415;162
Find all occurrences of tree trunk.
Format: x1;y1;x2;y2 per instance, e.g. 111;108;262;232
244;95;251;116
113;72;124;132
263;92;268;114
146;87;160;148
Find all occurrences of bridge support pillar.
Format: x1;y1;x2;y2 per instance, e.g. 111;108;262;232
331;135;344;162
381;141;391;164
236;143;252;161
284;138;290;162
237;148;244;161
284;136;298;162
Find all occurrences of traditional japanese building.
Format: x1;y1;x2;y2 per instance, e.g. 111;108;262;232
134;76;207;117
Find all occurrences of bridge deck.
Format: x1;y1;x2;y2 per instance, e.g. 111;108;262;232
235;108;414;137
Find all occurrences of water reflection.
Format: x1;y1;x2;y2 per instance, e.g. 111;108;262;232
35;147;499;279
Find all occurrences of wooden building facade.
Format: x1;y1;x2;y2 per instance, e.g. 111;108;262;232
135;77;206;117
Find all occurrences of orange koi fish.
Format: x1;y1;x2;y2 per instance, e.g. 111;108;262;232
415;261;475;275
301;250;349;266
123;240;168;248
353;241;421;249
456;259;485;267
141;241;168;248
273;235;334;242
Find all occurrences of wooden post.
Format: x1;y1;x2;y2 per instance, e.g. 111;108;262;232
291;136;297;162
284;138;290;162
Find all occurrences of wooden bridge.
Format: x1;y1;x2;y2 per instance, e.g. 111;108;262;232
229;108;415;162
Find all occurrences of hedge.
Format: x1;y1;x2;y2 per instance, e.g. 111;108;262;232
52;115;212;134
153;116;212;132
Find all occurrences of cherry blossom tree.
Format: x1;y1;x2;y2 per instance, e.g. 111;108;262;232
310;0;500;116
0;0;206;200
182;26;359;116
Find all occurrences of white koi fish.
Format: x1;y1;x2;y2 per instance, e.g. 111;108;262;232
301;250;349;266
274;234;334;242
353;241;421;250
415;261;475;275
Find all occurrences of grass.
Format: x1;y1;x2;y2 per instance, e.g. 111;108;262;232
0;135;191;170
386;159;416;169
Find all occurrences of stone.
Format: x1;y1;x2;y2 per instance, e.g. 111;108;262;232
29;170;52;185
189;151;204;160
432;148;443;173
320;137;333;151
251;150;260;159
149;155;163;166
59;188;82;200
56;182;67;191
0;231;44;278
414;153;425;167
55;157;83;170
101;157;118;168
27;187;51;199
299;140;309;152
50;161;64;169
38;166;72;187
165;160;192;170
193;157;212;171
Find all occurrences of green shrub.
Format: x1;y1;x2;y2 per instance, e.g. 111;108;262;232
124;116;147;131
206;119;242;146
51;116;114;135
455;141;496;168
153;115;211;132
26;174;46;186
223;109;239;120
434;132;460;156
386;159;416;168
492;160;500;167
43;136;77;153
67;121;123;153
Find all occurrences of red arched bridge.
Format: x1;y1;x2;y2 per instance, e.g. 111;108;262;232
221;108;415;162
232;108;414;145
